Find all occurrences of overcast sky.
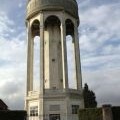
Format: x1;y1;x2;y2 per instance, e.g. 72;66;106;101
0;0;120;110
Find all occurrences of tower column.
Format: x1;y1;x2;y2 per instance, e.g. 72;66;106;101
61;19;69;90
39;14;44;120
74;23;82;90
40;14;44;94
27;21;34;94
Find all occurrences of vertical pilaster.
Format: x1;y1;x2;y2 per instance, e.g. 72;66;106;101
39;13;44;120
40;13;44;94
61;16;69;90
74;22;82;90
27;21;34;95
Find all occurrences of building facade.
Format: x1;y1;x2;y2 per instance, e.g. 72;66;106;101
0;99;8;110
25;0;84;120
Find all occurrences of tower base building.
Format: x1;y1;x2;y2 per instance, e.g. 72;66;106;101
25;0;84;120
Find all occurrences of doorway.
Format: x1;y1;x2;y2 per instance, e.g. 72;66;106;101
49;114;60;120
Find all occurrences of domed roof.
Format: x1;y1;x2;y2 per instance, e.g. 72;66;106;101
26;0;79;20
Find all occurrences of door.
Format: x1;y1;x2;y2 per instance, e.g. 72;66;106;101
49;114;60;120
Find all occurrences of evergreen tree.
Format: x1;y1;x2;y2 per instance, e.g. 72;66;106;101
83;83;97;108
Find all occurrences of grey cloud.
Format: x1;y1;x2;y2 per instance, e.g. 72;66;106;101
79;2;120;66
77;0;120;11
0;80;25;110
79;1;120;105
0;0;120;110
82;68;120;106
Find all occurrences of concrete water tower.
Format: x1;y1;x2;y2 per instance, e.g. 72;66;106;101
25;0;84;120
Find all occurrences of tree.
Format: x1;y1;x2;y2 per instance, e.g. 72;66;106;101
83;83;97;108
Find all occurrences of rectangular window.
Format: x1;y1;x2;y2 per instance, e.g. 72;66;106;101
30;106;38;116
72;105;79;114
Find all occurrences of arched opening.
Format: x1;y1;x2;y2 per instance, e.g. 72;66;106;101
66;19;77;89
45;15;61;28
31;20;40;91
31;20;40;37
66;19;74;36
44;16;63;89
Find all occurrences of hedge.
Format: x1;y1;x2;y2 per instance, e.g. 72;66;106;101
79;108;102;120
0;110;27;120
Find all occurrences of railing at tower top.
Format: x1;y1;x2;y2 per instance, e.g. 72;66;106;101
27;89;82;97
45;89;82;94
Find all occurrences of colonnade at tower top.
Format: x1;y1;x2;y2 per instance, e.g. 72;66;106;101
26;13;82;94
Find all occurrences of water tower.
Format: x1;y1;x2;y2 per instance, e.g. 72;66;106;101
25;0;84;120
